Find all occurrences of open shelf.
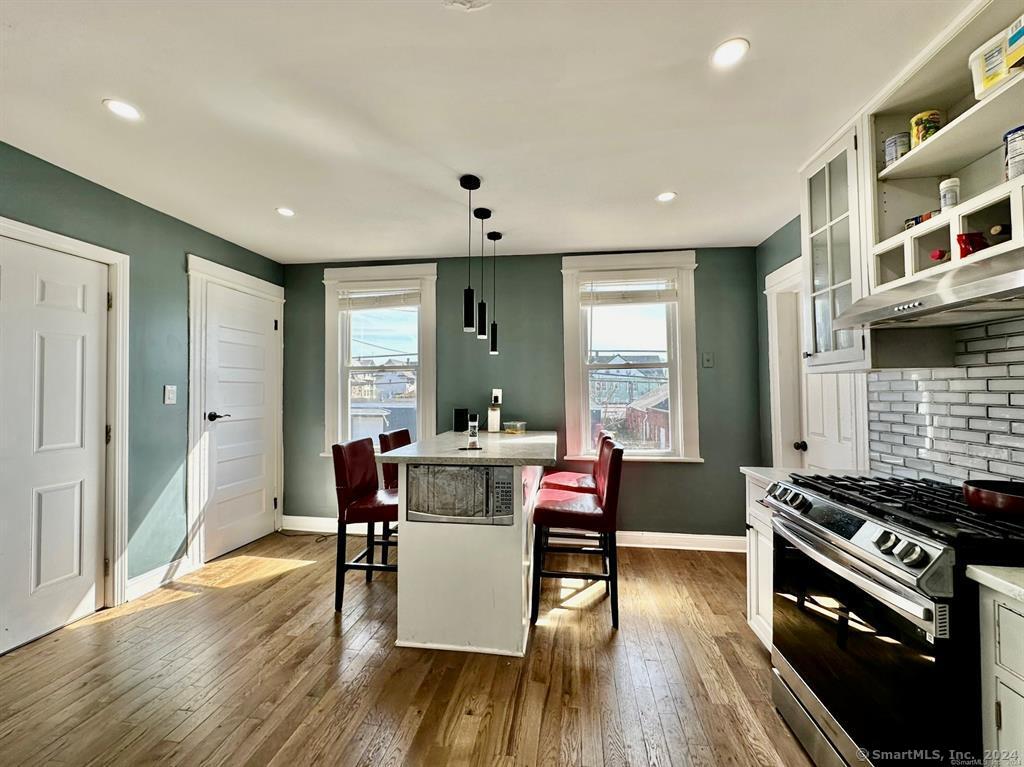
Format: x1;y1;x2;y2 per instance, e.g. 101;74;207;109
877;72;1024;181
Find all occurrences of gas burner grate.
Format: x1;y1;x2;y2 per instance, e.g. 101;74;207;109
789;474;1024;542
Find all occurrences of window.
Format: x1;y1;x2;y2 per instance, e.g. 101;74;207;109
324;264;436;452
562;252;700;462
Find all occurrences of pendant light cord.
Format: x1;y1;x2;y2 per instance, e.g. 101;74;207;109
467;189;472;288
492;239;497;319
480;220;485;287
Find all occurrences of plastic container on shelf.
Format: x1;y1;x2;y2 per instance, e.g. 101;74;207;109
970;28;1012;99
940;178;961;211
1006;126;1024;181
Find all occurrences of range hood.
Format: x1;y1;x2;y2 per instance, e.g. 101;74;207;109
835;244;1024;329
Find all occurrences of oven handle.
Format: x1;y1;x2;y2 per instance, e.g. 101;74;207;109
772;517;935;628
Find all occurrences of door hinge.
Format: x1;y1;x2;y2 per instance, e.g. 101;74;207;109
274;319;279;331
273;497;279;510
853;134;858;151
861;335;866;351
996;699;1002;730
107;292;113;311
104;557;110;577
105;425;112;445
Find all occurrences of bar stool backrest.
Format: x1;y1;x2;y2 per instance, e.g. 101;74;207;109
597;440;625;528
332;438;379;514
593;431;614;491
379;428;412;489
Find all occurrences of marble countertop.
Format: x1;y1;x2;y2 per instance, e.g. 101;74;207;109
967;565;1024;603
379;430;558;467
740;466;875;484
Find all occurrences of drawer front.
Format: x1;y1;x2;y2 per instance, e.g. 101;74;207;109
997;602;1024;682
745;477;772;529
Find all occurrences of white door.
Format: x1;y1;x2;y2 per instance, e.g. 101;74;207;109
202;282;279;561
0;237;107;654
801;369;860;472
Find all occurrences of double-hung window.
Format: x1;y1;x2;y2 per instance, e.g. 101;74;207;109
562;251;700;462
324;264;437;451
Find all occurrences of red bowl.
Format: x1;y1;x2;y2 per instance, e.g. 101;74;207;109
963;480;1024;515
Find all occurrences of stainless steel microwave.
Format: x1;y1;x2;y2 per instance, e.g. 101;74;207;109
406;464;514;525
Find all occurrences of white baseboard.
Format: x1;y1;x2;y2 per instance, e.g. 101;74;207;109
280;515;366;535
616;530;746;552
125;556;200;601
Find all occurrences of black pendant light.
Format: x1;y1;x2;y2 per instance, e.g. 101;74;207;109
487;231;501;355
460;175;480;332
473;207;491;339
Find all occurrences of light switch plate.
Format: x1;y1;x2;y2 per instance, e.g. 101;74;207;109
163;385;177;405
701;352;715;368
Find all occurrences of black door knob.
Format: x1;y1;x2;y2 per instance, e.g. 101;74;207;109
793;440;808;452
802;351;813;359
207;412;231;422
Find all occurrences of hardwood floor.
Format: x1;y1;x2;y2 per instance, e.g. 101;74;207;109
0;532;810;767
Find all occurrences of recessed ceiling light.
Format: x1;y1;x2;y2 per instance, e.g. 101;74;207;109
276;207;296;217
102;99;141;121
711;38;750;69
656;191;677;203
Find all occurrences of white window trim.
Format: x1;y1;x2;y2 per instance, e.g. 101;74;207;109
562;250;701;463
323;263;437;455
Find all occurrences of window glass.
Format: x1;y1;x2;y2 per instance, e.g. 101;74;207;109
350;307;418;365
587;303;669;365
588;366;670;451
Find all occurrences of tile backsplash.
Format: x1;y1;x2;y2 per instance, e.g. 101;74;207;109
868;317;1024;484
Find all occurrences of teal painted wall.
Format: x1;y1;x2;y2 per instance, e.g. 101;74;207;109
283;248;761;536
754;217;801;466
0;143;283;577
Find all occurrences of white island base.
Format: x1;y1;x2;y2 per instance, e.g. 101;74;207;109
381;431;557;657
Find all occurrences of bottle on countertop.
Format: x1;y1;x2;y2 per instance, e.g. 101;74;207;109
487;395;501;433
467;413;480;449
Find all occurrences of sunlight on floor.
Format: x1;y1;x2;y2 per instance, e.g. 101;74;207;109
69;585;198;627
178;554;317;589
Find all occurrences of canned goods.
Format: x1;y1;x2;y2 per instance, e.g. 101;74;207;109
1006;125;1024;181
884;133;911;167
910;110;943;148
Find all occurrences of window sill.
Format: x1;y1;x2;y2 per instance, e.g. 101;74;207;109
563;454;704;464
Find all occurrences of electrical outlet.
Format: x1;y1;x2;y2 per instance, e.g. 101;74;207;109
163;385;177;405
701;352;715;369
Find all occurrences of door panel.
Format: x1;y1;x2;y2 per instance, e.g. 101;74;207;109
803;367;860;472
0;236;106;654
202;283;278;561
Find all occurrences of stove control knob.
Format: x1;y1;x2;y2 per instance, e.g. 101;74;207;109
893;540;930;568
790;493;812;512
872;530;899;554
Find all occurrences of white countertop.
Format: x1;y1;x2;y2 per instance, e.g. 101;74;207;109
967;565;1024;603
380;430;558;467
740;466;876;484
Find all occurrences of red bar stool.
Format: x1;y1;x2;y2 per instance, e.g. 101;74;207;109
378;428;411;566
332;437;398;613
379;428;412;490
539;430;613;494
531;439;624;628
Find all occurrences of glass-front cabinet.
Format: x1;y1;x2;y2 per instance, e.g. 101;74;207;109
801;126;866;370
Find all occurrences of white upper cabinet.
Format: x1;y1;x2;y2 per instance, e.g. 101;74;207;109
801;127;866;369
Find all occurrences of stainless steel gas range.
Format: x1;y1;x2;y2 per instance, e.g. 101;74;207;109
762;474;1024;767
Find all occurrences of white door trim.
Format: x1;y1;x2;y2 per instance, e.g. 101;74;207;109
0;216;130;608
765;258;805;468
186;254;284;570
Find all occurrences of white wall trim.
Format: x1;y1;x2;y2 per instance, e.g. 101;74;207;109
281;515;336;533
125;556;200;602
617;531;746;553
0;216;130;609
187;257;285;569
186;254;284;303
561;250;700;461
323;263;437;454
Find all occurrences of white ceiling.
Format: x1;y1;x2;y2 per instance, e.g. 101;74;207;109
1;0;968;263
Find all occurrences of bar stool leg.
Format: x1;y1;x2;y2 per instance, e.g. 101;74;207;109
382;523;391;565
602;532;610;595
335;521;347;613
366;522;375;582
530;525;544;625
608;531;619;629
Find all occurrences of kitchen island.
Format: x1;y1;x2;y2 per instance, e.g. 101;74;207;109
379;430;557;656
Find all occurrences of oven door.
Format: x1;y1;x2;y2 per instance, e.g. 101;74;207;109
772;516;975;766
